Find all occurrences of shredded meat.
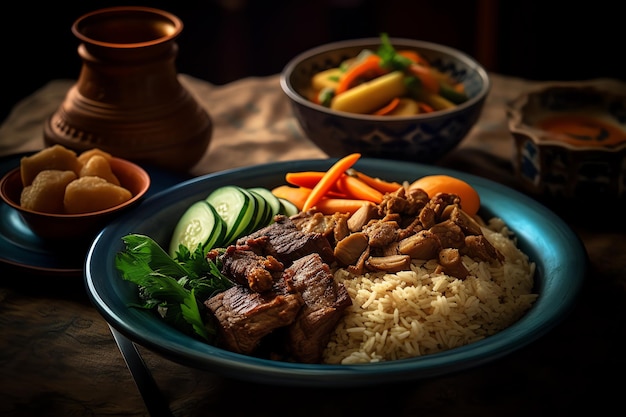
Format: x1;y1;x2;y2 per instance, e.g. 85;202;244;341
291;184;504;279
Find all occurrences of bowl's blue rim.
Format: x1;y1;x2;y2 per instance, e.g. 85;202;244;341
84;158;587;387
279;37;492;121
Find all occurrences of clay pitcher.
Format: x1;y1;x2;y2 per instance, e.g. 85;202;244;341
44;6;212;172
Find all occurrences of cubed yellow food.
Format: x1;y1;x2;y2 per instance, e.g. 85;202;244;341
20;145;81;187
77;148;114;165
79;155;121;186
20;170;78;214
64;176;133;214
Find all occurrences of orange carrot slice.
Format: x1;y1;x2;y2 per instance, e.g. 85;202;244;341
373;97;401;116
397;50;430;67
336;175;383;203
335;55;387;95
302;153;361;211
407;64;439;94
314;198;372;215
284;171;343;193
417;102;435;113
348;169;402;194
271;185;311;210
285;171;324;189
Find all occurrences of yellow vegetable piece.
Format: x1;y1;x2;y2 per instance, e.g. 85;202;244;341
64;176;132;214
20;145;81;187
77;148;114;165
20;170;78;214
79;155;121;186
331;71;407;114
416;91;456;111
312;67;342;91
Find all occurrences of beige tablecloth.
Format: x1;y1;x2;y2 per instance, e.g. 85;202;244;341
0;73;536;178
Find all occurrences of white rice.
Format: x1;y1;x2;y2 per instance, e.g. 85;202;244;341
323;217;538;364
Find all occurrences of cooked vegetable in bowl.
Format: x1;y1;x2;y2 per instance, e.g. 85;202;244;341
0;145;150;241
280;35;490;162
309;34;469;116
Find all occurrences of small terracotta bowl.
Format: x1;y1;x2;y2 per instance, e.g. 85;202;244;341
0;157;150;241
507;79;626;200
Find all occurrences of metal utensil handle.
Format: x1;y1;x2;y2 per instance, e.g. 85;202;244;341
109;325;175;417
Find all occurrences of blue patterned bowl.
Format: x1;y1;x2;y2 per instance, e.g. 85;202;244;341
280;37;490;162
507;80;626;200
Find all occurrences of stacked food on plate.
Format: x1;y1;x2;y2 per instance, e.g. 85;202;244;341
116;153;537;364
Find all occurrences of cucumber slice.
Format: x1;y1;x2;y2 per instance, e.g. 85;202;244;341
249;187;282;222
168;200;225;257
247;188;271;231
278;197;300;217
207;186;257;245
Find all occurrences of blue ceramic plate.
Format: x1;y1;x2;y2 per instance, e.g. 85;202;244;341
0;152;187;276
85;158;586;386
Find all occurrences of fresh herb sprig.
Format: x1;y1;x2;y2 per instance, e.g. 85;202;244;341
377;32;413;72
115;234;233;341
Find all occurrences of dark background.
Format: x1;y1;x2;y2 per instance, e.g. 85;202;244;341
2;0;623;123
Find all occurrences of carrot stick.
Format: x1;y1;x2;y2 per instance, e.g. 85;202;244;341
302;153;361;211
314;198;372;215
335;55;387;95
417;102;435;113
397;50;430;67
271;185;311;210
284;171;350;197
373;97;401;116
347;169;402;194
407;63;439;94
336;175;383;203
286;171;331;189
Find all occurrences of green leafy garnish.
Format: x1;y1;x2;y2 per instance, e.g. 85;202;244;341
115;234;233;341
377;32;413;72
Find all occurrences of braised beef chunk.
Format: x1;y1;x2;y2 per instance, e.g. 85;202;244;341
346;202;379;232
436;248;469;279
204;277;303;355
449;206;483;236
463;234;505;264
289;186;509;280
334;232;369;266
362;220;398;248
429;220;465;249
395;229;442;260
427;192;461;218
283;253;352;363
291;210;351;245
237;215;335;265
218;245;284;293
366;254;411;272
